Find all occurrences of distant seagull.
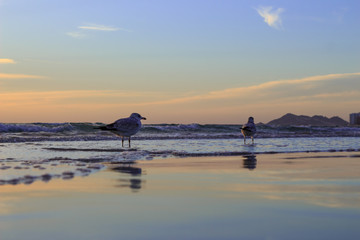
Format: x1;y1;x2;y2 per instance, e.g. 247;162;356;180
96;113;146;147
241;117;256;144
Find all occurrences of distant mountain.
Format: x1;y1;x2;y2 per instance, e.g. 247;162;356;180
267;113;349;126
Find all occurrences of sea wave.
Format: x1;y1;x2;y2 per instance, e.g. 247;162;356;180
0;122;359;143
0;123;74;133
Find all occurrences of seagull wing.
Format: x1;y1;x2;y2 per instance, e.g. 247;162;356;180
241;126;253;132
242;123;256;132
113;118;140;132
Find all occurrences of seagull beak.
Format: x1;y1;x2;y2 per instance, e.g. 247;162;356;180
142;117;147;120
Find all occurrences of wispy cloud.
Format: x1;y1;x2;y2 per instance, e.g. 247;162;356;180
79;24;118;31
144;73;360;105
3;72;354;107
16;72;355;110
125;72;360;122
67;23;131;39
0;73;45;79
0;58;16;64
1;73;359;123
78;24;131;32
256;6;284;29
66;31;86;39
0;90;166;106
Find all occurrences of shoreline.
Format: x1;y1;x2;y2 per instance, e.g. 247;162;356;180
1;135;360;143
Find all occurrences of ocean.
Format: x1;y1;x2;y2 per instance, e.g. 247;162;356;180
1;122;359;185
1;122;360;141
1;122;360;158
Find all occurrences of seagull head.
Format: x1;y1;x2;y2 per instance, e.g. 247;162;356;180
130;113;147;121
248;117;254;123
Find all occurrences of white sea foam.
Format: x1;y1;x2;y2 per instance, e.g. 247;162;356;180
0;137;359;162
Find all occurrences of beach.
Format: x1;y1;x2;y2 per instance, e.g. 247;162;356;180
1;151;360;240
3;0;360;238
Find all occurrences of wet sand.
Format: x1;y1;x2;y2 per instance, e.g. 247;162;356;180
1;152;360;240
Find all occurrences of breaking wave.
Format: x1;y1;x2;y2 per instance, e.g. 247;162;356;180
0;123;74;133
0;122;359;143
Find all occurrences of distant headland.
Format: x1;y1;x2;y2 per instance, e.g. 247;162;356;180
267;113;349;127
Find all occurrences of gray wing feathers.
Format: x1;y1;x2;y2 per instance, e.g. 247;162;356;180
242;123;256;132
113;118;140;132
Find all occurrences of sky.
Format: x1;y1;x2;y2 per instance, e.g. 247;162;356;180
0;0;359;124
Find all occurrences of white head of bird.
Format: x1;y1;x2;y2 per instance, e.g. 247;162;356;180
130;113;147;121
248;117;254;123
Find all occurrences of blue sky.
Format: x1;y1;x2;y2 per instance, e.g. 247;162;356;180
0;0;359;123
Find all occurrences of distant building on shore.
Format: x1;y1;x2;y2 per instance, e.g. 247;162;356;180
350;113;360;125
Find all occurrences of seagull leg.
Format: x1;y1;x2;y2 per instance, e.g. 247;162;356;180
244;136;246;144
128;137;131;148
121;137;124;147
251;136;254;144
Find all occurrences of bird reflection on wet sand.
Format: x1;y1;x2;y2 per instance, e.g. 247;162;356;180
111;162;144;192
243;155;257;170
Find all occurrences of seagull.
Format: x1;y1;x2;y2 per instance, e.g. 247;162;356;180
96;113;146;147
241;116;256;144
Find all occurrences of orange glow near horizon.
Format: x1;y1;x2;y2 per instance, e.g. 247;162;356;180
0;73;359;123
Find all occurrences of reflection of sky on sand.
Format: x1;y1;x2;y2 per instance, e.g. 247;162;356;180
135;152;360;209
0;152;359;240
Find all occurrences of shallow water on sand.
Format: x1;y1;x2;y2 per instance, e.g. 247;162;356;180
0;137;359;239
0;152;359;240
0;137;359;185
1;137;359;161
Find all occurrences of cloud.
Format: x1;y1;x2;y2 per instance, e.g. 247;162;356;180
1;73;359;123
66;31;86;39
67;23;131;39
125;72;360;122
0;90;166;106
133;73;360;106
0;73;45;79
78;24;121;32
0;58;16;64
256;6;284;29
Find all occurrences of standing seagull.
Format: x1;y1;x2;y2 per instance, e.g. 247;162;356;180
96;113;146;147
241;117;256;144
